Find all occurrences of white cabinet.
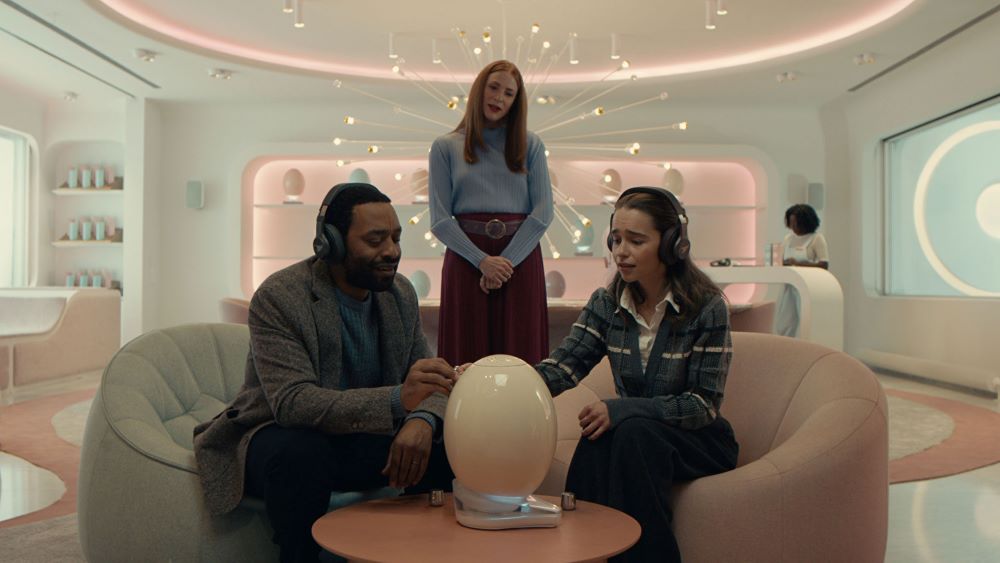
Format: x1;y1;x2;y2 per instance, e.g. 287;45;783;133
47;141;124;290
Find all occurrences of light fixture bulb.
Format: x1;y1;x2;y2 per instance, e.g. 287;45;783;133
336;160;346;167
282;0;293;13
473;47;482;55
627;142;641;156
678;121;688;130
544;149;550;157
424;232;433;241
392;65;401;74
388;32;398;59
542;41;551;50
333;137;343;145
593;106;605;116
409;215;420;225
394;173;403;181
705;0;718;30
582;217;592;227
447;99;458;110
293;0;304;27
531;23;540;34
552;250;561;259
604;174;613;183
717;0;728;15
569;33;579;65
662;162;672;170
483;28;492;43
610;33;620;60
368;144;380;154
432;38;442;64
344;116;355;125
620;60;631;70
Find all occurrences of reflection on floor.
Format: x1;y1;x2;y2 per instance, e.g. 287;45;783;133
0;368;998;560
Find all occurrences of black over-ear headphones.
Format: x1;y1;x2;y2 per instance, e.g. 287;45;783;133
606;186;690;265
313;182;380;264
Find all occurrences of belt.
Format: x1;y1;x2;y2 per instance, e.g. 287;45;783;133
459;218;524;239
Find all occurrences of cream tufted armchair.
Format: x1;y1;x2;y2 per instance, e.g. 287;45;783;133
537;332;889;563
77;323;278;562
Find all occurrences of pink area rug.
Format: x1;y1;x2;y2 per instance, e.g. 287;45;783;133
887;388;1000;484
0;389;95;528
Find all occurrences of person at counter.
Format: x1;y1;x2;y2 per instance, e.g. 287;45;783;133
775;204;829;336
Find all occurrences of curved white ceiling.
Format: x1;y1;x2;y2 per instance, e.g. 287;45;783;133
96;0;916;83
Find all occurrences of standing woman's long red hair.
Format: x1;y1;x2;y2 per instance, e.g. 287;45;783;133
456;60;528;173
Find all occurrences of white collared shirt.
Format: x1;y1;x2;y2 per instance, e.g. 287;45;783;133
619;289;681;371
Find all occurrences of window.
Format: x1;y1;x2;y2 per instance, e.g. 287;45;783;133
0;128;31;287
883;96;1000;297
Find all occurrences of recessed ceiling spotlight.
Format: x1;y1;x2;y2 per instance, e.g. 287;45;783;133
853;52;876;65
716;0;728;16
292;0;304;28
535;95;556;105
775;71;798;83
208;68;233;80
133;48;157;63
63;91;78;102
281;0;293;14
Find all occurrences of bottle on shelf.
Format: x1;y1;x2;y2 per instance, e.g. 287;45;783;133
81;167;92;189
65;271;75;287
67;167;78;189
105;216;116;238
81;217;93;241
68;219;79;241
95;219;106;241
95;166;106;189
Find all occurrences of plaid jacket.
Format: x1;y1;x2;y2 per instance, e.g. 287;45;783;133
536;287;732;430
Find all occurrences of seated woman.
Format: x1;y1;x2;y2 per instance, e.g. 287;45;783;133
534;187;739;562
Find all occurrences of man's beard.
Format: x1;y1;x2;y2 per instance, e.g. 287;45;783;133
344;254;398;292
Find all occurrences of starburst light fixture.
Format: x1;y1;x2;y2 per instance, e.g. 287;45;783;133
330;10;699;257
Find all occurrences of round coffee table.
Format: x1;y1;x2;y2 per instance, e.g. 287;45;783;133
312;493;640;562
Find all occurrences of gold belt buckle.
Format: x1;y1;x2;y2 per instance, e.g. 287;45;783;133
485;219;507;239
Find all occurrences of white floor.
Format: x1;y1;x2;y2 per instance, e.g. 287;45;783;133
1;370;999;561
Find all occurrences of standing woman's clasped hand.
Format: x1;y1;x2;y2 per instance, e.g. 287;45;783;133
478;255;513;294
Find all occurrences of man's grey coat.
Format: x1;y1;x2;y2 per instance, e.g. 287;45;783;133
193;257;444;515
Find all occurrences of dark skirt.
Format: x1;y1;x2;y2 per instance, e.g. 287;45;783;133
437;212;549;365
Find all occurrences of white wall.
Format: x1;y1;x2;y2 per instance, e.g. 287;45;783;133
824;15;1000;391
152;99;828;329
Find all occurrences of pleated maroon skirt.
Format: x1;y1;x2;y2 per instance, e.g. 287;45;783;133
437;213;549;366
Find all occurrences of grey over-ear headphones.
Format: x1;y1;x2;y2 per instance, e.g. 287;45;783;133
313;182;381;264
606;186;690;265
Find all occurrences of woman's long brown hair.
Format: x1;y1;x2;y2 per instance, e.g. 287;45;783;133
455;60;527;173
608;191;725;325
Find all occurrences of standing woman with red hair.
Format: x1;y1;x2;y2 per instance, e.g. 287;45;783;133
429;60;554;365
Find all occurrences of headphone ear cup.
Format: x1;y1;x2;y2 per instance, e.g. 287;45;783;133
659;226;678;265
312;232;329;260
606;212;615;252
324;224;346;264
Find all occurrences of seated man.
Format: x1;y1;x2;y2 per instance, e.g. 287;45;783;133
194;183;457;563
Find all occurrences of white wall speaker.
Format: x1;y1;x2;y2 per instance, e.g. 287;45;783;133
787;174;808;203
186;180;204;209
807;182;825;211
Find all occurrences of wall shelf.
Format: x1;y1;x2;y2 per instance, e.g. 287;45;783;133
52;188;123;196
52;241;123;248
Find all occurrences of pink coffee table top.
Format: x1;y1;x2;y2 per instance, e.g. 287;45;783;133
312;493;640;562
